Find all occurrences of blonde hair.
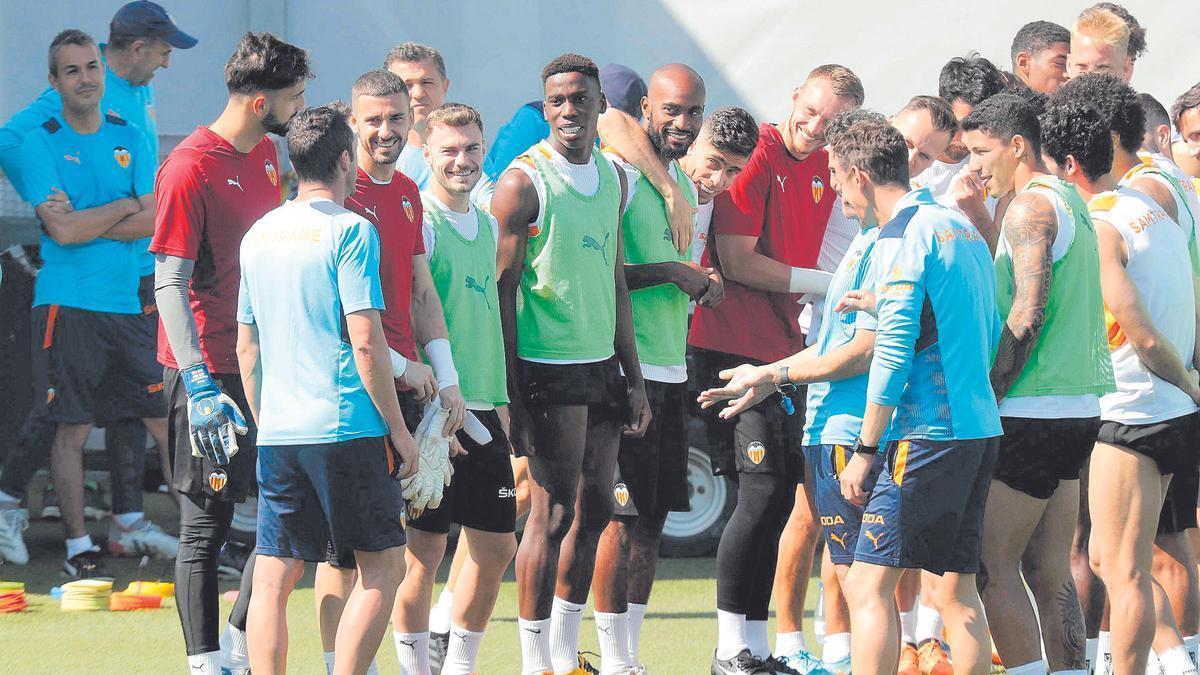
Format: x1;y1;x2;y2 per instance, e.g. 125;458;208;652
804;64;865;107
425;102;484;136
1073;8;1130;56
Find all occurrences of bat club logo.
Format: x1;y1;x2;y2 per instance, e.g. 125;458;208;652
402;196;415;222
746;441;766;465
613;482;630;507
113;146;131;169
208;468;228;492
811;176;825;203
265;159;279;187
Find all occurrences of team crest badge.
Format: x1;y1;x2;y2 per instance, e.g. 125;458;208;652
402;196;415;222
811;176;824;203
208;468;228;493
613;482;630;507
113;146;131;169
746;441;766;465
265;159;278;187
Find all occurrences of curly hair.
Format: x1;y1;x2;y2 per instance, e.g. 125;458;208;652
939;53;1006;106
1052;73;1142;154
541;53;599;85
1039;100;1114;181
225;32;312;95
962;93;1042;156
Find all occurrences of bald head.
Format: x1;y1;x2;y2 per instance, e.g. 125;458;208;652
643;63;706;161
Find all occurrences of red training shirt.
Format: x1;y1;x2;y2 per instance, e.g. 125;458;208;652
689;122;834;362
344;166;424;361
150;127;282;373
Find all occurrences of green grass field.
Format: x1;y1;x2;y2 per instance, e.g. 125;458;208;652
0;484;819;674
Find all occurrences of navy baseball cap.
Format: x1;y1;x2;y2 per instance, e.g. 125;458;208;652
110;1;197;49
600;63;647;120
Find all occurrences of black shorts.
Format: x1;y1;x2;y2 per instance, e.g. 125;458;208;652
514;356;626;459
1097;413;1198;476
95;274;158;425
165;367;259;503
409;409;517;534
1159;464;1200;535
32;304;165;424
993;416;1100;499
612;380;690;517
693;348;806;481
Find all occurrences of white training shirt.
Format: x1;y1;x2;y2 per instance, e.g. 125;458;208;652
1092;187;1198;424
913;157;999;219
691;199;715;266
800;200;859;345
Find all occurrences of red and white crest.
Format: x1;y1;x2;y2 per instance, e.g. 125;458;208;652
811;176;825;203
265;160;279;187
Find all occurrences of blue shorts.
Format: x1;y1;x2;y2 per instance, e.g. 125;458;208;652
804;444;884;565
854;437;999;575
256;436;406;563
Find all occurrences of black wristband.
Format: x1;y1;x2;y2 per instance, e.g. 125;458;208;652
851;437;879;456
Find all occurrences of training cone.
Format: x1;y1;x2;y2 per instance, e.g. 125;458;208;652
60;579;112;612
0;581;28;613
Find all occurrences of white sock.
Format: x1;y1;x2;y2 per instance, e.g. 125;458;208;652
900;608;918;645
231;498;257;535
519;617;553;674
1007;661;1049;675
1051;671;1088;675
746;620;770;659
776;631;807;657
716;609;749;660
627;602;647;661
1087;637;1099;673
442;623;484;675
915;600;943;644
323;651;336;675
550;597;586;673
430;588;454;635
1187;635;1199;667
595;611;634;674
394;631;430;675
1148;648;1162;675
1161;645;1199;675
823;632;852;665
187;651;220;675
65;535;94;559
0;489;19;504
1096;631;1112;675
113;511;143;528
220;624;249;667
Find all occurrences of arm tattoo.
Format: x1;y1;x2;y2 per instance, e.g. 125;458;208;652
990;192;1055;400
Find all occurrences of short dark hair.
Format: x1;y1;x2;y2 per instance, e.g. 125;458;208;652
286;105;354;186
702;107;759;158
899;95;958;135
1039;100;1114;181
48;29;96;77
1004;79;1049;115
1091;3;1146;61
1010;21;1070;66
425;102;484;136
962;93;1042;156
541;53;600;86
352;69;408;100
826;109;888;147
1138;93;1170;135
1171;83;1200;133
1053;73;1143;154
383;42;447;80
224;32;312;95
939;53;1006;107
828;120;910;188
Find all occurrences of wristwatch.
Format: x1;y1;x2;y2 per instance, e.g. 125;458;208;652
772;366;797;395
851;437;878;456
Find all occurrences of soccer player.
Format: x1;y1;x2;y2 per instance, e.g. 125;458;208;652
1067;7;1133;82
833;121;1002;675
389;101;517;675
1172;84;1200;178
17;28;168;579
385;42;450;190
150;31;310;675
891;95;958;181
1089;3;1148;80
1047;77;1199;675
1010;20;1070;95
688;64;861;674
679;107;759;268
491;53;650;675
0;0;195;567
237;104;417;675
586;63;712;675
960;94;1113;675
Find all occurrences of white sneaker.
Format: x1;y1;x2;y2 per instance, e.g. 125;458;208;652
0;505;29;565
107;518;179;558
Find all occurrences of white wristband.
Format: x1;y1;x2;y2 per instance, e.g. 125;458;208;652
389;348;409;380
424;338;460;389
789;267;834;295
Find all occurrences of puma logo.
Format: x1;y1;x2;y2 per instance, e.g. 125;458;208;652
863;529;882;550
597;624;612;634
582;232;611;265
397;639;417;649
776;175;788;192
364;205;379;221
227;177;243;191
465;275;491;309
829;531;848;549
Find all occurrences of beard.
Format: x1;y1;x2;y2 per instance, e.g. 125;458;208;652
262;108;293;137
647;124;691;161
